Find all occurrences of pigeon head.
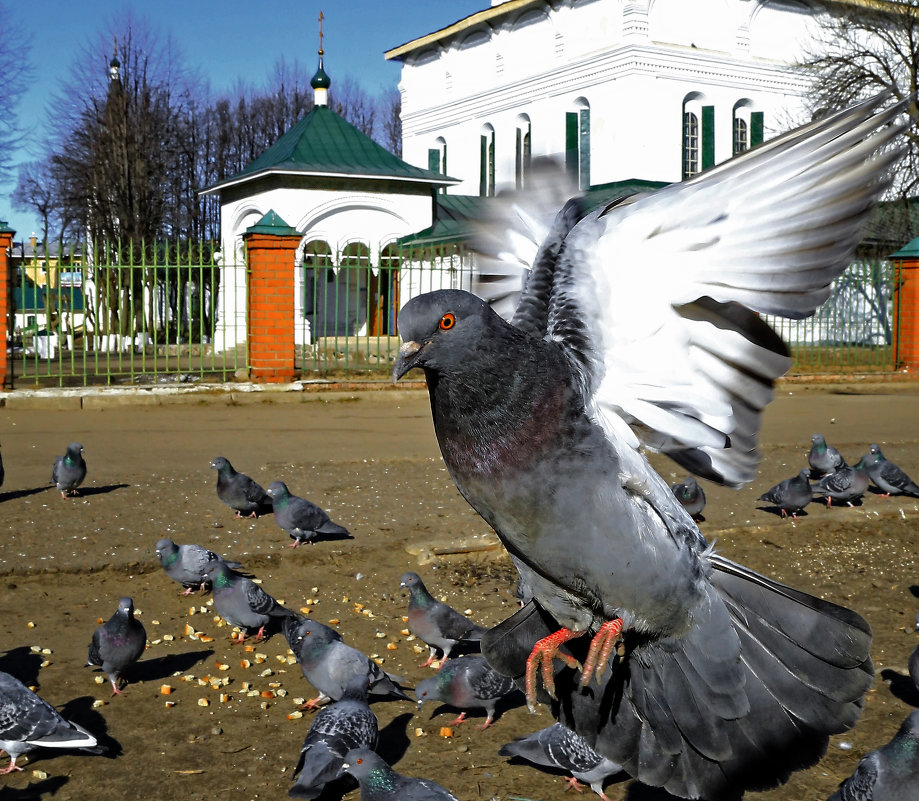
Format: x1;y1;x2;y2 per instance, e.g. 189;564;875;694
210;456;230;471
341;748;387;782
811;434;826;450
414;674;445;710
869;443;885;458
66;443;84;460
266;481;290;500
155;539;177;562
203;560;232;587
393;290;503;381
117;597;135;616
400;572;423;590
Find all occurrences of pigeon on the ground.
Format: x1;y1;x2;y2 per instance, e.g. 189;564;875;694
210;456;272;518
758;469;813;518
862;444;919;497
342;747;461;801
828;709;919;800
86;596;146;695
909;644;919;693
809;433;848;477
392;94;904;799
203;560;293;642
289;674;378;799
400;572;486;667
51;442;86;498
154;538;243;595
284;616;411;708
266;481;350;547
817;460;870;507
670;476;706;519
0;671;100;774
500;722;623;800
415;654;517;729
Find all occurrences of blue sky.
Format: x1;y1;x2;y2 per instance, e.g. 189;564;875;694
2;0;483;242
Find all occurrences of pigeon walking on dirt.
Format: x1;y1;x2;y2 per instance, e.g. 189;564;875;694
210;456;272;518
670;476;706;519
342;748;461;801
0;671;100;774
203;560;293;642
284;616;410;708
817;460;870;507
392;95;904;799
500;722;623;800
809;434;847;477
86;596;146;695
828;709;919;801
154;538;243;595
266;481;350;547
758;469;813;519
415;654;517;729
51;442;86;498
862;444;919;497
289;674;378;799
400;572;486;667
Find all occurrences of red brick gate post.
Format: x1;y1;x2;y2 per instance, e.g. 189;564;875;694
243;211;300;383
0;222;14;388
891;237;919;373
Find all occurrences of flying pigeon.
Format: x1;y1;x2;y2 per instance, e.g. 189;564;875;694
86;596;146;695
342;747;461;801
203;560;293;642
828;709;919;801
670;476;706;519
289;674;378;800
154;538;244;595
500;722;623;800
809;433;847;477
392;94;905;799
817;460;870;507
862;444;919;497
210;456;272;518
0;671;100;774
284;616;410;708
266;481;350;547
400;572;486;667
758;469;813;519
51;442;86;498
415;654;517;729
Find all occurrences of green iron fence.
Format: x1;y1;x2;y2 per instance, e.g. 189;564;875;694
6;242;902;386
295;242;475;378
762;258;898;374
10;239;246;387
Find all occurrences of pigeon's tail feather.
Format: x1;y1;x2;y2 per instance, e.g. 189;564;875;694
461;623;488;642
481;561;872;800
316;520;350;537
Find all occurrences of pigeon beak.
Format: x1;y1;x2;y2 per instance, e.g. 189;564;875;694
392;340;423;383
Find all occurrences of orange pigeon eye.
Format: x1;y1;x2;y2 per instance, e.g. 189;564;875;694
439;313;456;330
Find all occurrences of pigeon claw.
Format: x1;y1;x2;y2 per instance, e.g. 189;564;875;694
0;761;22;775
564;776;586;794
579;618;624;688
447;712;468;726
525;628;583;712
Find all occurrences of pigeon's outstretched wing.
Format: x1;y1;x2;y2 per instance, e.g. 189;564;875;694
475;95;908;487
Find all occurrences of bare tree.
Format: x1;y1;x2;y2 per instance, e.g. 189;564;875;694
12;160;54;242
378;85;402;157
799;0;919;206
330;75;376;137
0;2;32;186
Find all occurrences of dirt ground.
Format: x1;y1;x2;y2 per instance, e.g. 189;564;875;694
0;381;917;801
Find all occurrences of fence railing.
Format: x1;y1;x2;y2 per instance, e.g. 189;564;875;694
10;239;247;387
6;241;902;386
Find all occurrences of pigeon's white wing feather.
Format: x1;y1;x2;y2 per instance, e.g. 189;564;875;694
543;94;908;486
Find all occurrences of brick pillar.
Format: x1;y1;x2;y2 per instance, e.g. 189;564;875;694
891;237;919;373
243;211;300;383
0;223;14;388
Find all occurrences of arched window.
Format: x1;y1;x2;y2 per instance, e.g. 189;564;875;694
566;99;590;190
732;100;764;156
302;240;333;324
428;137;447;194
682;94;713;179
515;114;532;189
480;124;495;197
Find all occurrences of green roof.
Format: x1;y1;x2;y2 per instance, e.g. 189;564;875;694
245;209;299;236
890;236;919;259
202;106;458;194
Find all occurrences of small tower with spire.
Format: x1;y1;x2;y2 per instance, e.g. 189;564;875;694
311;11;331;107
109;36;120;83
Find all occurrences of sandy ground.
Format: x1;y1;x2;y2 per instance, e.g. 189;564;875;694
0;382;917;801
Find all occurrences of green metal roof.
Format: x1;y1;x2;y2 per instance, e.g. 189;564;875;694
245;209;299;236
202;106;458;194
890;236;919;259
